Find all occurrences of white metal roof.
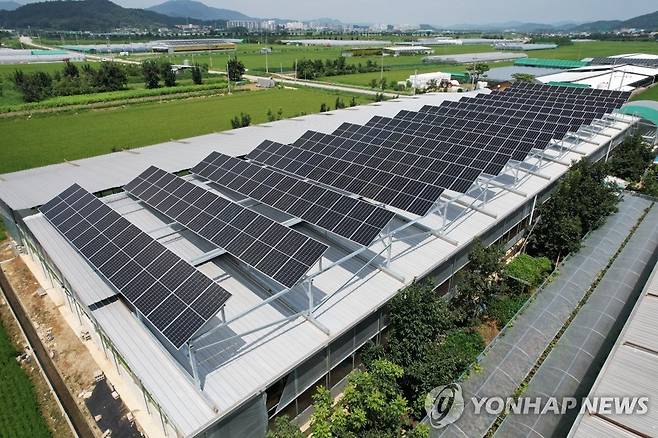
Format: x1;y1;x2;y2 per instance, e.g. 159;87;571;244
11;93;637;436
569;261;658;438
0;92;480;212
537;64;658;91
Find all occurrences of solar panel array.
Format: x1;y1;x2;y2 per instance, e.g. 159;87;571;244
241;83;628;216
590;57;658;68
125;166;328;288
40;184;231;348
192;152;394;246
247;139;443;215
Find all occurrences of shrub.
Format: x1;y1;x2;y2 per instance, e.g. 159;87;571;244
405;329;485;416
486;295;528;328
505;254;552;287
266;416;303;438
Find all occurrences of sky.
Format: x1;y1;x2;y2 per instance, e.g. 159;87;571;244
102;0;658;25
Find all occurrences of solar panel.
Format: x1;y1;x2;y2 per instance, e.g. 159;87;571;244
247;139;443;216
125;167;327;288
290;130;485;193
192;152;394;246
40;184;231;349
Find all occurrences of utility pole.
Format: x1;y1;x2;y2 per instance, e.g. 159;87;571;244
227;61;231;94
265;48;269;74
380;50;384;85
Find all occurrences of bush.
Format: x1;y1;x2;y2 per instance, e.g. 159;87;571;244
528;159;618;260
387;280;456;368
404;329;485;416
608;135;655;182
505;254;552;287
486;295;528;328
266;416;303;438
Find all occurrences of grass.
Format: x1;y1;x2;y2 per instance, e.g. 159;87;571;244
0;319;51;438
0;87;371;173
0;80;228;113
632;84;658;101
127;43;497;75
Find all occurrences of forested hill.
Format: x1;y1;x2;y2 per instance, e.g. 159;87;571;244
0;0;213;31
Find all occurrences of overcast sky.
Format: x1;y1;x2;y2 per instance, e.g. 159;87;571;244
103;0;658;25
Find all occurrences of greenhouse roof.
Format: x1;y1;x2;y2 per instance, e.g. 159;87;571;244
515;58;589;69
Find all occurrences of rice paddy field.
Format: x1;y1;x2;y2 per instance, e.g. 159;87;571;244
0;86;371;173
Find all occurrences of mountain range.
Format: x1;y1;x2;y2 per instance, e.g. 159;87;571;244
0;0;657;33
0;0;212;31
147;0;250;21
0;1;21;11
570;10;658;32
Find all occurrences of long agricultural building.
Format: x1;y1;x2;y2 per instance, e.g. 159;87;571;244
0;84;642;437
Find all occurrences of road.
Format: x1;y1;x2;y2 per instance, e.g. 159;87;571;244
246;73;401;98
19;36;400;98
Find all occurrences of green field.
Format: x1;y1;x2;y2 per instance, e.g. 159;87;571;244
632;85;658;101
130;43;496;74
0;87;371;173
0;320;51;438
516;40;658;60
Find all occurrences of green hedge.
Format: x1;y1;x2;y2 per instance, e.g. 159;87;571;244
505;254;552;287
0;82;227;113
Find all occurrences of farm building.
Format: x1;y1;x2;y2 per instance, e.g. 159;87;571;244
281;39;391;47
0;47;85;64
150;39;237;53
494;42;558;51
0;85;642;438
424;51;528;64
383;45;433;56
536;63;658;92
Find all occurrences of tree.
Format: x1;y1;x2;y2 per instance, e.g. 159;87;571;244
320;102;329;112
608;135;655;182
160;62;176;87
228;57;246;81
63;60;79;78
230;112;251;129
450;240;504;321
405;330;484;416
469;63;490;84
369;78;379;89
12;70;53;102
349;96;357;107
527;159;618;261
334;97;345;109
387;280;456;368
528;194;583;261
266;416;303;438
142;59;160;89
375;93;385;102
266;108;275;122
511;73;535;83
309;360;410;437
191;64;203;85
93;62;127;92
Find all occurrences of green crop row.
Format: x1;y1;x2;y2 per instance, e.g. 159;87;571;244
0;82;228;113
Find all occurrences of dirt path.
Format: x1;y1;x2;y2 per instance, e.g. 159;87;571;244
0;241;103;437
